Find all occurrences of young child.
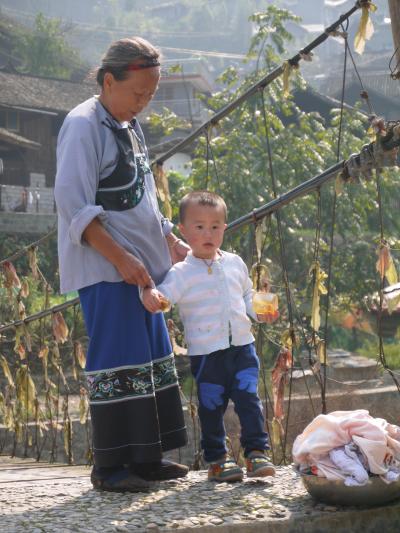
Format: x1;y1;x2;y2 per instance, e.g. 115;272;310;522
142;191;276;482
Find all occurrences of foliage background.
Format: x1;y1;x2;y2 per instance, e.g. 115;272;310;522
1;5;399;373
149;6;400;370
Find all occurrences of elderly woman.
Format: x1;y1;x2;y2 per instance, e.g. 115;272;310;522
55;37;189;492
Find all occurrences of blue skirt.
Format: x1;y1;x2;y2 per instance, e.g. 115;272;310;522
79;281;187;467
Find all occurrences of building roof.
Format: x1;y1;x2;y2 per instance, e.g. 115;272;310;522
0;127;41;150
0;69;95;114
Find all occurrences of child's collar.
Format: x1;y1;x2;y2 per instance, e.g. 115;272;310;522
186;250;225;263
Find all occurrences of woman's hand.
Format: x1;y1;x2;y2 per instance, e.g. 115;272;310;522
83;218;152;286
114;251;153;287
168;238;191;264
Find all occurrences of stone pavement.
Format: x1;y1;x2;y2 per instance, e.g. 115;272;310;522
1;456;400;533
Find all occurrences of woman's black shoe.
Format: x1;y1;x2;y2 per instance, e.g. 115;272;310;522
90;467;154;492
132;459;189;481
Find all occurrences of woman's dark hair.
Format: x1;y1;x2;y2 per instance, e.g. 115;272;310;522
96;36;160;86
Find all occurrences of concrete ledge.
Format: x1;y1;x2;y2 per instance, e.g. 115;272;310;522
0;212;56;234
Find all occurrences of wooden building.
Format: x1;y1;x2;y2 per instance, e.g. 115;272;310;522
0;67;94;188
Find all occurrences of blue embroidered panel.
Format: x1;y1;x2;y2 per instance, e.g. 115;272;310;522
153;356;179;390
87;356;178;403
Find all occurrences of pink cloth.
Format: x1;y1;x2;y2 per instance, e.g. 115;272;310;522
293;410;400;479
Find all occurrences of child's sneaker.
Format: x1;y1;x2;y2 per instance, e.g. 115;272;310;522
246;450;276;478
208;456;243;482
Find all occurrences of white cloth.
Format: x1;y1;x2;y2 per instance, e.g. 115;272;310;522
329;446;369;486
157;250;258;356
293;410;400;484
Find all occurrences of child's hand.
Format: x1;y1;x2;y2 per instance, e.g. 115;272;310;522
142;288;162;313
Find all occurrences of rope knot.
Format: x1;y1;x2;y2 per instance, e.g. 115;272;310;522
299;51;313;62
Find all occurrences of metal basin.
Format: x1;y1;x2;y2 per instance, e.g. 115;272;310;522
300;472;400;507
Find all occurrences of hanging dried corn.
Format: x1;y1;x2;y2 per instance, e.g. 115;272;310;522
152;162;172;219
166;319;187;356
38;344;49;386
52;312;69;344
309;261;328;332
354;1;377;55
271;346;293;420
376;242;398;285
20;278;30;298
28;246;39;280
2;261;21;290
79;386;89;425
15;364;37;416
0;355;15;388
62;397;73;463
50;341;68;388
282;61;295;98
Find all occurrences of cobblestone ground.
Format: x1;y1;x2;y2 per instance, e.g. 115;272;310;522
1;456;400;533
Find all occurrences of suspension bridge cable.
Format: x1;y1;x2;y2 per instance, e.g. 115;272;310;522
225;161;345;234
0;297;79;334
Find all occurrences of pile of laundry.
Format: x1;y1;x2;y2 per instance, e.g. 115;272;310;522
293;410;400;486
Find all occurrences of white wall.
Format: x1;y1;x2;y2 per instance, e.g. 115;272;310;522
163;153;191;178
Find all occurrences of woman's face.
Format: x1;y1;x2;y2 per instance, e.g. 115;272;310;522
102;67;160;122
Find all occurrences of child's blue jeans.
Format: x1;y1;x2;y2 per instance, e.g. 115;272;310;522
190;342;269;463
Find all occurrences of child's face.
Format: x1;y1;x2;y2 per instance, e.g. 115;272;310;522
179;204;227;259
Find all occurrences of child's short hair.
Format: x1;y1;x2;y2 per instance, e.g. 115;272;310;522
179;191;227;222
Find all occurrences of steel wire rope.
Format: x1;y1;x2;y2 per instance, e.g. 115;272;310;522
318;21;349;414
296;187;326;410
202;121;238;257
203;128;222;193
36;315;48;462
375;171;400;393
248;216;277;462
339;23;400;393
298;186;326;402
188;372;202;471
255;323;277;463
389;45;400;80
191;124;226;467
278;256;323;414
247;176;318;449
342;30;375;116
204;128;210;189
309;186;325;392
259;88;296;464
